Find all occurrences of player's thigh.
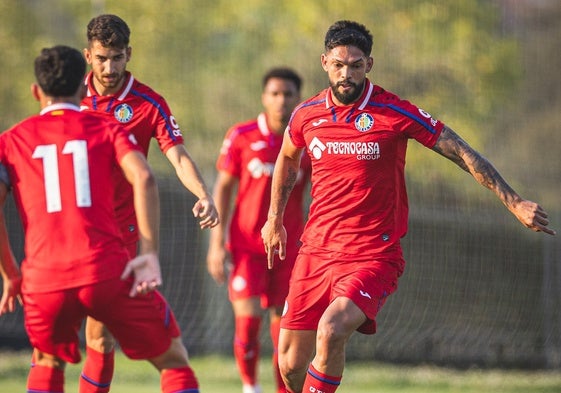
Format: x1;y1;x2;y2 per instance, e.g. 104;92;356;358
23;289;85;364
318;296;367;340
278;328;316;372
232;296;262;316
83;278;180;360
148;337;189;371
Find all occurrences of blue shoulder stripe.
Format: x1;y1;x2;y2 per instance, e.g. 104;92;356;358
131;90;178;141
368;102;438;134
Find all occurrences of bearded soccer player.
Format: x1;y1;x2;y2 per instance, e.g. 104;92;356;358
261;20;555;393
79;14;218;393
207;67;311;393
0;45;200;393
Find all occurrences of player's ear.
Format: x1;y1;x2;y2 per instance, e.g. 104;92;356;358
83;48;92;64
321;53;329;72
126;46;132;62
31;83;41;102
365;56;373;73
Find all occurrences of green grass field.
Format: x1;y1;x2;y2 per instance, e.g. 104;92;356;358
1;350;561;392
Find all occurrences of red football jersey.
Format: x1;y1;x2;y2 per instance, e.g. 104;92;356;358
81;71;184;245
217;113;311;254
0;104;139;293
288;80;443;259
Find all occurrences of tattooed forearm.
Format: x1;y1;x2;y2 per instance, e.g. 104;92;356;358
271;166;297;217
433;125;519;207
432;126;470;172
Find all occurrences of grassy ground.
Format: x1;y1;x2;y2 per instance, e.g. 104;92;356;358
1;350;561;392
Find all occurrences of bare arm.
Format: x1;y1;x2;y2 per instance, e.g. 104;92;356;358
206;170;237;285
432;125;555;235
261;132;304;268
118;151;163;296
165;144;219;229
0;182;22;315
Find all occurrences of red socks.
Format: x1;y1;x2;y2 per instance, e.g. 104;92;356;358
233;316;261;385
302;364;341;393
27;364;64;393
79;347;115;393
161;366;199;393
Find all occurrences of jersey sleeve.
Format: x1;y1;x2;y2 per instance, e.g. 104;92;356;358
152;95;184;154
216;126;242;177
287;105;307;149
388;97;444;148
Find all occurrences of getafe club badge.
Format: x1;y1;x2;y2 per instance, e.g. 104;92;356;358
354;113;374;132
114;103;134;123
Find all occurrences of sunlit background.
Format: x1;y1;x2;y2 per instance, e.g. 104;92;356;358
1;0;560;369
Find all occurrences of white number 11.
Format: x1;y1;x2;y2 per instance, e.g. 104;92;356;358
32;140;92;213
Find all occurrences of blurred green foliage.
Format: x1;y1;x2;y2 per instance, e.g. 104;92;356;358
1;0;559;209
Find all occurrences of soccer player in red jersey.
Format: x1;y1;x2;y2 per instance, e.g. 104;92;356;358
207;68;311;393
261;20;556;393
0;45;200;393
79;14;218;393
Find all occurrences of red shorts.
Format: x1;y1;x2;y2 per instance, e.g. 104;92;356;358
228;248;296;309
281;249;403;334
23;277;180;363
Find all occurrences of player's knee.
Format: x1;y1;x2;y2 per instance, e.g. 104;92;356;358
33;350;66;370
278;355;306;390
87;332;116;353
316;319;348;348
280;364;305;393
149;337;189;371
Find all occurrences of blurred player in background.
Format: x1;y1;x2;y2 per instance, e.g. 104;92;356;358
261;20;556;393
0;45;200;393
80;14;219;393
206;67;311;393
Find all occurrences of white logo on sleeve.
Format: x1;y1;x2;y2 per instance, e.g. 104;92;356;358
309;137;327;159
312;119;328;127
360;290;372;299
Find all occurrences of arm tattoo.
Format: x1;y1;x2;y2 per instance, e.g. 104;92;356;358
279;166;297;211
433;125;518;206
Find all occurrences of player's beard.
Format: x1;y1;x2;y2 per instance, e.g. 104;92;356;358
97;70;125;90
330;80;364;105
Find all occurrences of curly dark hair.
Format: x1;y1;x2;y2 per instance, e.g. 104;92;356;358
87;14;130;48
34;45;86;97
324;20;373;56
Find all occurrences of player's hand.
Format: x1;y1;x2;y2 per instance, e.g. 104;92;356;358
0;275;22;315
261;220;287;269
206;245;230;285
511;199;556;235
193;196;219;229
120;252;162;297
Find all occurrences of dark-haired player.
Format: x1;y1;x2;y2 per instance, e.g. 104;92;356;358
207;67;310;393
0;45;200;393
261;20;555;393
80;14;218;393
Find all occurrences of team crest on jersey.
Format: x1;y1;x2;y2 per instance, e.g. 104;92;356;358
354;113;374;132
114;103;134;123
